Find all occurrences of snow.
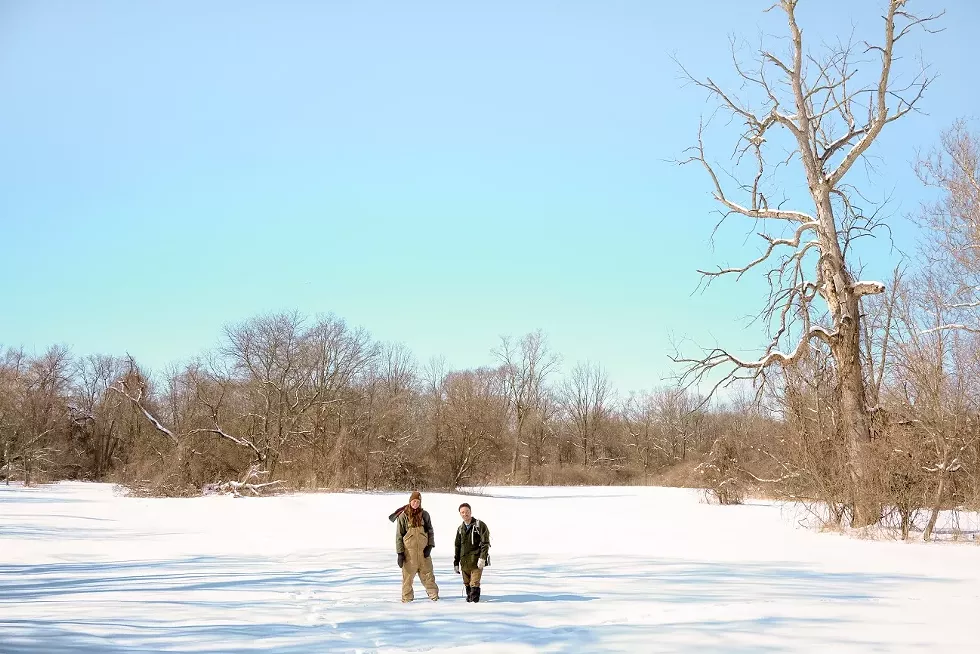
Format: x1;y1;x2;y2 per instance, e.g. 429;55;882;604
851;280;886;297
2;482;979;652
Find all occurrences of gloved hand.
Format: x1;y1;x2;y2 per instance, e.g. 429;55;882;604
453;563;460;574
477;558;485;569
397;553;405;568
422;545;432;558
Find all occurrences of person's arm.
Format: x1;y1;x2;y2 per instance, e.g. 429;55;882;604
453;525;461;573
424;511;435;549
479;521;491;560
394;514;407;567
395;514;406;553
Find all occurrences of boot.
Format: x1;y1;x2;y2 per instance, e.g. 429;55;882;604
465;585;472;602
471;586;481;603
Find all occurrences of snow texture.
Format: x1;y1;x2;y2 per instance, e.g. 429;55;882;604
2;482;979;652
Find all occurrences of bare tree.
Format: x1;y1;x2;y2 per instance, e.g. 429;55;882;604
0;347;26;483
220;311;307;475
301;314;377;486
524;389;559;483
653;387;706;462
13;346;74;485
421;355;449;452
676;0;941;525
69;354;128;479
109;357;192;490
622;392;660;472
886;259;975;540
621;387;706;472
217;312;374;481
357;341;420;489
914;121;980;334
437;368;507;489
493;330;560;478
560;361;612;467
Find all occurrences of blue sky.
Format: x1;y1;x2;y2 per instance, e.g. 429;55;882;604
1;0;978;396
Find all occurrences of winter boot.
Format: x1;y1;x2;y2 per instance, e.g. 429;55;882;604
465;585;472;602
471;586;481;603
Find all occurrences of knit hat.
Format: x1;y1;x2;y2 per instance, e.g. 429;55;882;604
409;490;421;503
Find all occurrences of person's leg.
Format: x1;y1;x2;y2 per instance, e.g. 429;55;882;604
468;567;483;602
461;568;472;601
419;553;440;600
401;556;419;602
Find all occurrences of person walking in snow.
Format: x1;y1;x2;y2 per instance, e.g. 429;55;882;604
453;502;490;603
394;490;440;602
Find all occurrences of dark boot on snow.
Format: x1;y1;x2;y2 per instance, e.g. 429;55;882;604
471;586;481;603
465;585;472;602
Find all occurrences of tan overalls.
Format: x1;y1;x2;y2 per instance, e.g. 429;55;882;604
401;522;439;602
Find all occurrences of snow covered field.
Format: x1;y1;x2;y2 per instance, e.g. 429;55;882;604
2;482;979;653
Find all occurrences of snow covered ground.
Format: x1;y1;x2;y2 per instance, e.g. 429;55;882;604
2;482;979;653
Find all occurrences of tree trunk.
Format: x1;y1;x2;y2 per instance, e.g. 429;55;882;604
923;472;947;542
174;443;192;489
816;187;877;528
900;509;911;541
511;406;528;477
834;321;877;527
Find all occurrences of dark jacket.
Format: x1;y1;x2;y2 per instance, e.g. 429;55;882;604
395;509;434;553
454;518;490;566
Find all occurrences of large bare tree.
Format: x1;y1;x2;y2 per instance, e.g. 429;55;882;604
676;0;941;525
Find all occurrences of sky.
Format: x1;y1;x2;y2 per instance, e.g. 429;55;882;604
2;0;978;397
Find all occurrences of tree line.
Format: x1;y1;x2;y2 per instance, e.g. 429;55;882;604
0;322;739;494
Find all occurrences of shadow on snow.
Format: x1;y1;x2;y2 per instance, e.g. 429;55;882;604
0;553;950;653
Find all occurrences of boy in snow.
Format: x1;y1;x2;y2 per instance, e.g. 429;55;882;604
453;502;490;603
394;490;440;602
